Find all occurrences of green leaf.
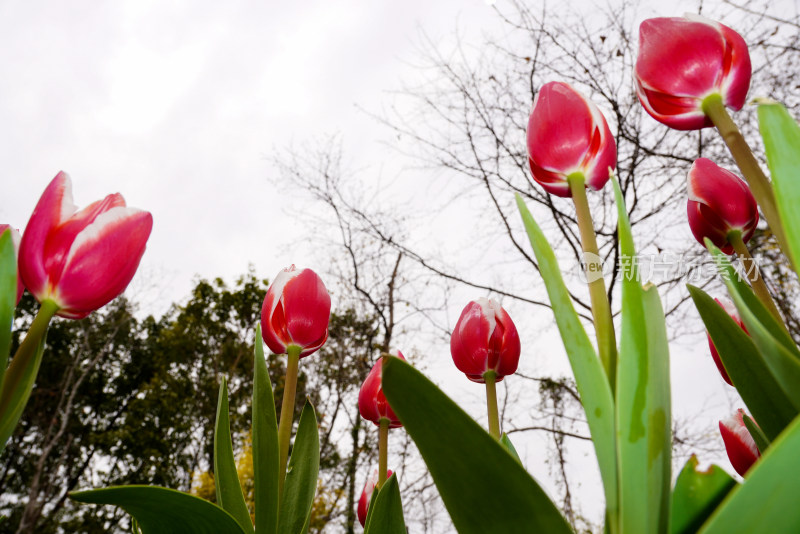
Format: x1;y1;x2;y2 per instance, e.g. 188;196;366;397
700;413;800;533
214;377;256;534
364;474;406;534
707;244;800;410
277;400;319;534
758;101;800;270
613;177;671;534
743;414;770;454
500;433;522;465
688;284;796;440
70;486;247;534
253;326;279;534
0;229;17;388
515;194;617;527
381;356;572;534
670;456;736;534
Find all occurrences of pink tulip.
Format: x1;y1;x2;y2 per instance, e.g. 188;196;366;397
450;298;521;383
687;158;758;255
261;265;331;357
706;297;748;386
18;172;152;319
358;350;405;428
357;468;393;528
719;409;760;476
635;15;751;130
0;225;25;305
526;81;617;197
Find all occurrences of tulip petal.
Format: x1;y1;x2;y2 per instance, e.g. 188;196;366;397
18;172;76;298
720;409;760;476
281;268;331;350
55;207;152;318
637;17;725;100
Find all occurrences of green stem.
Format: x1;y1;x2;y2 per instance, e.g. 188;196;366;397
484;371;500;439
728;230;785;326
702;94;792;267
0;299;58;415
378;418;389;488
0;300;58;454
277;345;301;501
568;174;617;393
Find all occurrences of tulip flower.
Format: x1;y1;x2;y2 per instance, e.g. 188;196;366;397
526;81;616;198
261;265;331;358
687;158;758;255
358;351;405;428
18;172;152;319
0;225;24;305
635;15;751;130
450;298;521;384
719;409;760;476
262;265;331;500
706;298;747;386
357;468;393;528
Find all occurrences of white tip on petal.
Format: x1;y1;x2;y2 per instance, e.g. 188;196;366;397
475;297;499;342
58;173;78;223
63;206;144;268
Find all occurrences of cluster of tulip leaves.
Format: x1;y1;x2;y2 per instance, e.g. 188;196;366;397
379;102;800;534
68;325;406;534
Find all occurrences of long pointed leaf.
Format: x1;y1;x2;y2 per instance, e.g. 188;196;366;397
700;413;800;533
758;101;800;270
364;474;406;534
70;486;247;534
670;457;736;534
253;327;279;534
707;244;800;410
688;285;796;440
516;194;617;528
613;177;671;534
382;356;572;534
215;378;256;534
0;230;17;388
277;400;319;534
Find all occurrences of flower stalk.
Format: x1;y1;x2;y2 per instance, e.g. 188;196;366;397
569;173;617;392
378;418;389;488
484;370;500;439
277;344;301;499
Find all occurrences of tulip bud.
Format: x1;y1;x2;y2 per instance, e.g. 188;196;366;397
526;81;617;197
357;468;393;528
687;158;758;255
18;172;152;319
0;225;24;305
635;15;752;130
260;265;331;358
358;350;405;428
450;298;521;383
719;409;760;476
706;297;748;386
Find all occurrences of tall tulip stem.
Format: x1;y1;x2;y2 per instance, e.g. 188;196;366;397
484;370;500;439
568;174;617;392
378;418;389;488
702;94;791;265
728;230;785;325
0;299;58;450
277;344;301;500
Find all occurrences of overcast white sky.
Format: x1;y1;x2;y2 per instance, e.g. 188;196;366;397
0;0;764;531
0;0;516;315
